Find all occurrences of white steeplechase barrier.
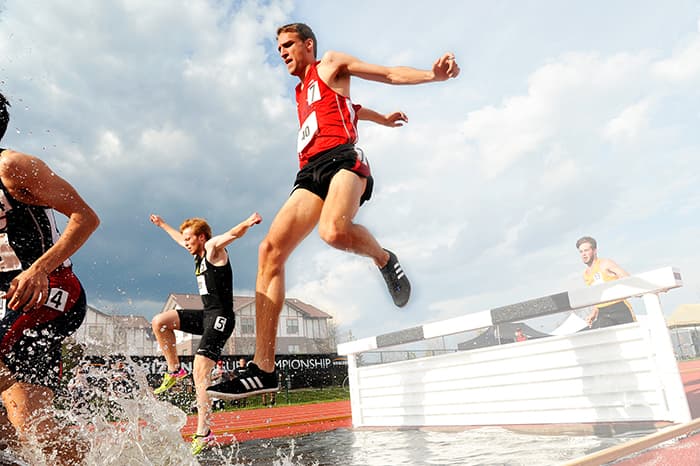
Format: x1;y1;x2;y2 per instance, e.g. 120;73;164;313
337;267;690;428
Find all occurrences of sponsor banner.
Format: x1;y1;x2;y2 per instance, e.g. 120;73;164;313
85;353;348;390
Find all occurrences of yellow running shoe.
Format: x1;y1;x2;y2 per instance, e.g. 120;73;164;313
153;367;187;395
190;430;215;455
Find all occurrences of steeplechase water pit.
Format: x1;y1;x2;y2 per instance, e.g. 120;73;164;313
2;266;694;465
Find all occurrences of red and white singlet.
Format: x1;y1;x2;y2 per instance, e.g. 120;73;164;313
295;62;361;168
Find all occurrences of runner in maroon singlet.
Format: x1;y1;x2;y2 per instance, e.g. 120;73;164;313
0;91;99;465
206;22;460;401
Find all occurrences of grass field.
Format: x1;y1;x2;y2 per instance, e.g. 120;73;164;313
214;386;350;412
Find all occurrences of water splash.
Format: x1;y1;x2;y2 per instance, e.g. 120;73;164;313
62;357;195;465
6;357;313;466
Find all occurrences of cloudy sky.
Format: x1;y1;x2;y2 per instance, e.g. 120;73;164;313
1;1;698;342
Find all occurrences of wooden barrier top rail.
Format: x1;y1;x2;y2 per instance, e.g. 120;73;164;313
338;266;682;356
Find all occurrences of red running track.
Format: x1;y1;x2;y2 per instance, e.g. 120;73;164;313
181;400;351;444
610;359;700;466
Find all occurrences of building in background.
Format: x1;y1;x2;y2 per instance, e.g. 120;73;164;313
73;296;335;357
160;294;335;356
668;303;700;359
73;305;159;356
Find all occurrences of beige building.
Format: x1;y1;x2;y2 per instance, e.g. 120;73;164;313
73;305;159;356
668;303;700;359
160;294;335;356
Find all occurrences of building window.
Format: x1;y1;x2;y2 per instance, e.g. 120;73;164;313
88;325;104;339
115;328;127;347
288;344;300;354
241;317;254;335
286;318;299;335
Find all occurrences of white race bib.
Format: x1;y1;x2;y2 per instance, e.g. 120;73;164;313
297;111;318;153
0;233;22;273
0;298;6;319
214;316;227;332
197;274;209;295
306;80;321;105
45;287;69;312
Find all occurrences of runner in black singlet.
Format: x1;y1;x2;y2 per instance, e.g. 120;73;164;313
0;91;100;466
149;211;260;455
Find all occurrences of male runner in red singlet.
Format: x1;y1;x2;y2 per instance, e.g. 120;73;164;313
576;236;635;328
0;91;100;465
207;22;460;401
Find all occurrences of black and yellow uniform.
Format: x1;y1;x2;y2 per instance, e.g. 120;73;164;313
583;258;635;329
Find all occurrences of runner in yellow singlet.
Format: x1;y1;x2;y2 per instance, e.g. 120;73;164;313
576;236;636;329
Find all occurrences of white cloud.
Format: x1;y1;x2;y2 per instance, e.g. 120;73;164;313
603;99;652;143
462;51;653;178
138;126;194;165
652;33;700;82
96;130;123;162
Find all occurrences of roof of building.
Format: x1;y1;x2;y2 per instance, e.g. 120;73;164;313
286;297;332;318
167;294;332;319
667;303;700;328
87;305;150;329
87;304;111;317
112;314;151;329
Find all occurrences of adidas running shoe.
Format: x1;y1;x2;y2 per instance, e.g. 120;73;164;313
206;362;279;401
153;367;187;395
379;249;411;307
190;430;215;455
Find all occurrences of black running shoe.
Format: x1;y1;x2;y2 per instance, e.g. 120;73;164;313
379;249;411;307
206;362;279;401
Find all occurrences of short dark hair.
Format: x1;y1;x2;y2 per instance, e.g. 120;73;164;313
277;22;317;58
0;92;10;142
576;236;597;250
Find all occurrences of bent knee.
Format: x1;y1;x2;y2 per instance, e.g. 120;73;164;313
151;316;166;332
318;223;351;250
258;237;288;268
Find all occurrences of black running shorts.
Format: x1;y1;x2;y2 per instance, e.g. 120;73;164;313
177;308;235;361
591;301;634;329
293;144;373;205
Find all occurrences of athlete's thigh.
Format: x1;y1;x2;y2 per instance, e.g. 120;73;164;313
0;403;18;448
320;169;366;228
2;382;53;428
177;309;203;335
266;189;323;256
0;361;14;393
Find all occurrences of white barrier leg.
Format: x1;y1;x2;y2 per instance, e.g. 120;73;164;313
347;354;363;427
643;292;691;423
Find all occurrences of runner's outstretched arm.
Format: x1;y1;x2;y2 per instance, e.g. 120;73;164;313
150;214;186;248
1;151;99;311
357;107;408;127
206;212;262;259
324;50;460;85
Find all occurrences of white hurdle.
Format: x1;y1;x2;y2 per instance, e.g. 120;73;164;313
338;266;690;428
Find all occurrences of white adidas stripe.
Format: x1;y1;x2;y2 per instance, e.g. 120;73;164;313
240;376;264;391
